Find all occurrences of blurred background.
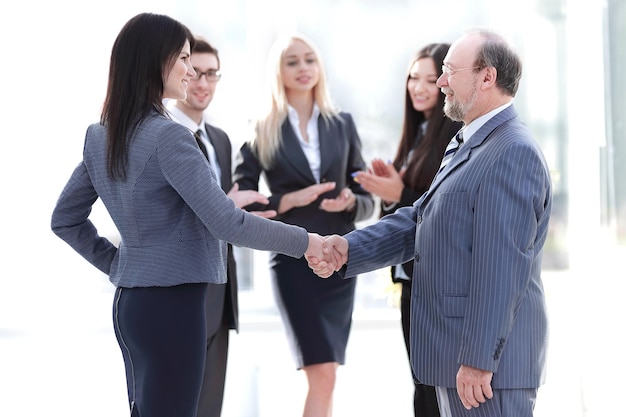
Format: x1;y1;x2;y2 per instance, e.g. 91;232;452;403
0;0;624;416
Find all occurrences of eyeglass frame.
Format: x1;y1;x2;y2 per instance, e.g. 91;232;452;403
441;64;482;77
191;69;222;82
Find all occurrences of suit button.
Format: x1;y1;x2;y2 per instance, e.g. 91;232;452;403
414;253;420;262
417;215;422;224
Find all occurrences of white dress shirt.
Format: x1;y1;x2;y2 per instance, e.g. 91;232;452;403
287;103;321;183
462;101;513;144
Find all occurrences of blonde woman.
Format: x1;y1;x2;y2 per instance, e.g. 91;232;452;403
234;33;375;417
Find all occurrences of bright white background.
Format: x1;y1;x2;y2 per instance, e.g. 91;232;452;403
0;0;624;416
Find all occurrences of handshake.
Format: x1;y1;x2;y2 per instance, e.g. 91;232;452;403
304;234;349;278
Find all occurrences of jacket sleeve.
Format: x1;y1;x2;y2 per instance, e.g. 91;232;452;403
343;205;418;278
158;125;308;258
51;161;117;274
232;141;279;211
341;112;375;223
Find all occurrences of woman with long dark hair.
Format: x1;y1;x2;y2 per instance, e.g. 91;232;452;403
354;43;463;417
51;13;325;417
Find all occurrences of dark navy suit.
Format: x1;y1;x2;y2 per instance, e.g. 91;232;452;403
196;122;239;417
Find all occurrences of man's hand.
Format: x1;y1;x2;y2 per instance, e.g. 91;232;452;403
456;365;494;410
228;183;277;218
305;235;348;278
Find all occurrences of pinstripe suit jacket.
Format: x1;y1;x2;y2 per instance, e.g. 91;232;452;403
51;111;308;288
344;105;552;389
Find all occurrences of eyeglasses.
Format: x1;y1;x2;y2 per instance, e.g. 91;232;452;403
441;64;481;77
191;69;221;82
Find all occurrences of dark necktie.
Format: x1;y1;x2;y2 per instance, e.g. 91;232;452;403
438;130;464;173
194;129;209;160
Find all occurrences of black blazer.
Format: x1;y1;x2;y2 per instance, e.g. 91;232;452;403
380;183;424;281
205;122;238;331
381;120;463;281
234;112;374;236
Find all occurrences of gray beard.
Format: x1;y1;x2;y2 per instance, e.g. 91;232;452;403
444;86;478;122
444;101;465;122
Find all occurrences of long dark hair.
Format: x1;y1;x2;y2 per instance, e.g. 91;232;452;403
101;13;195;180
393;43;462;192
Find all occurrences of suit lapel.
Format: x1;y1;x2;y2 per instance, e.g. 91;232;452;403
318;116;339;180
280;121;317;183
422;105;519;202
205;123;232;191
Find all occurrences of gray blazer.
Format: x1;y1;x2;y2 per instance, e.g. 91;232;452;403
343;105;552;389
51;111;308;288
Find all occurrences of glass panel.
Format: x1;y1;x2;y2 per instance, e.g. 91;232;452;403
606;0;626;244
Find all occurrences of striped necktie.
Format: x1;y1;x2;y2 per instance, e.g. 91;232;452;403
438;130;464;173
194;129;209;160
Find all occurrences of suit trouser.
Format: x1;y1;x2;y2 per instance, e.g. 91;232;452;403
399;280;440;417
113;283;207;417
436;386;537;417
196;283;229;417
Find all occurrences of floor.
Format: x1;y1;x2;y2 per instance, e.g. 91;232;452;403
1;265;624;416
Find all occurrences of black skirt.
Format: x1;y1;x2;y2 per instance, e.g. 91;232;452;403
269;253;357;369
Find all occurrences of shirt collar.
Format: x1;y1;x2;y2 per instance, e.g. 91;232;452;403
166;103;205;134
287;102;320;124
462;101;512;142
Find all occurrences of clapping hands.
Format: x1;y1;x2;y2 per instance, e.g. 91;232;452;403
304;234;349;278
352;159;405;204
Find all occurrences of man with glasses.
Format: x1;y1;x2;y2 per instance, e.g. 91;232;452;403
168;37;275;417
309;27;552;417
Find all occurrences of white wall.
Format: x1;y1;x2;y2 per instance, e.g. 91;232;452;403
0;0;623;415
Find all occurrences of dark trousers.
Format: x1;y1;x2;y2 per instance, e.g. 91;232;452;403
196;283;229;417
438;387;537;417
400;280;440;417
113;283;207;417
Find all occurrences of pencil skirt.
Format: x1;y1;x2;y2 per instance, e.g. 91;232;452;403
113;283;207;417
270;253;357;369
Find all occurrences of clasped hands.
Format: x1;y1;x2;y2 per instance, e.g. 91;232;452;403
306;232;496;411
304;234;348;278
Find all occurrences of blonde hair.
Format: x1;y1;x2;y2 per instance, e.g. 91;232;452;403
253;33;338;169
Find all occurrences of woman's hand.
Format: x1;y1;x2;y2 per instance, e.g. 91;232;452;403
279;182;336;213
319;187;356;212
353;159;404;203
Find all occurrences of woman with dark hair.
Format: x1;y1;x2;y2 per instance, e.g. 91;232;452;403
51;13;325;417
354;43;462;417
